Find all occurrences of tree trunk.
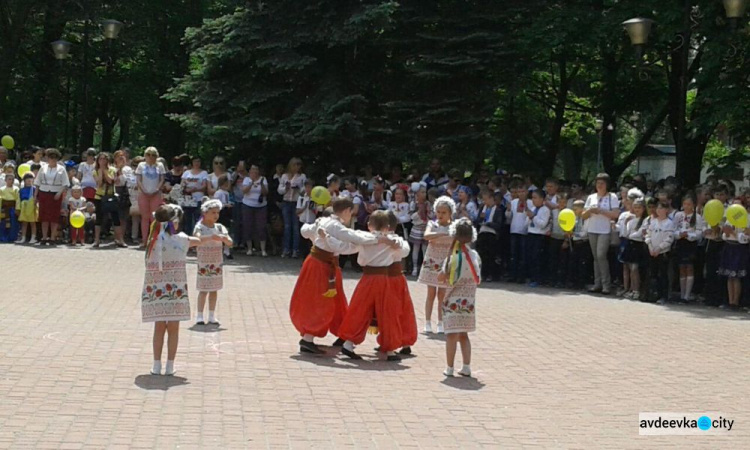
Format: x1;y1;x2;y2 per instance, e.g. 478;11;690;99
543;54;569;178
679;132;711;187
563;145;584;181
599;48;620;173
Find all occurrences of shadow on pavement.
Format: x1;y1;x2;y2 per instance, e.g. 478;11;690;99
188;324;228;333
660;302;750;321
423;332;447;342
134;374;189;390
289;353;409;372
441;376;485;391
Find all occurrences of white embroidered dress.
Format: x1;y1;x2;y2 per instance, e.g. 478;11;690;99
141;231;191;322
418;221;453;287
441;248;481;334
194;222;227;292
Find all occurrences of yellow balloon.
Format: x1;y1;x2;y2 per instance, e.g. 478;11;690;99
311;186;331;205
70;210;85;229
1;135;14;150
726;204;748;229
703;199;724;227
558;208;576;232
17;163;30;178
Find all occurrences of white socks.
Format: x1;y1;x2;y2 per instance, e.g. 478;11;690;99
343;341;355;352
685;276;694;300
679;277;686;299
459;364;471;376
443;367;454;377
302;334;314;343
196;313;204;323
151;360;161;375
208;311;215;323
165;360;175;376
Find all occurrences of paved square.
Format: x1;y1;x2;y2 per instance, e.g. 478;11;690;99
1;244;749;449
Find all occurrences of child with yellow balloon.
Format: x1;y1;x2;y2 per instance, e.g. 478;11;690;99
717;201;749;310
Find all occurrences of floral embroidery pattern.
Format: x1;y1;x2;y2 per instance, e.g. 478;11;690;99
198;264;222;277
142;282;188;302
445;298;474;314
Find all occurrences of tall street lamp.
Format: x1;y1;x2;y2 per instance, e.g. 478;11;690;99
51;40;72;150
101;20;124;152
622;0;747;184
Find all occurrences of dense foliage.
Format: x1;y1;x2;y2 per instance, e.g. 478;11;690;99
1;1;747;185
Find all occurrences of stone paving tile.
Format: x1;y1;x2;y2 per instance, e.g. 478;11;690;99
1;243;749;448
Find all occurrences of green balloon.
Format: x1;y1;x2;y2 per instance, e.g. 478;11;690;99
1;135;14;150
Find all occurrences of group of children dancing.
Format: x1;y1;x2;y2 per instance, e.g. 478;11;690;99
140;195;480;378
289;196;479;377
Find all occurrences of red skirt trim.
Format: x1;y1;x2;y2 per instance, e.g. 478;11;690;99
289;255;347;338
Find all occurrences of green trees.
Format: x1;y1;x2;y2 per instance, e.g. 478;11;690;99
0;1;747;184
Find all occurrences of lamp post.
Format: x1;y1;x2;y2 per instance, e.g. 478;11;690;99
622;0;747;184
51;40;72;150
724;0;748;29
100;20;123;152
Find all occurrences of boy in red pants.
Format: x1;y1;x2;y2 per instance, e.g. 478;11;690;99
291;198;393;354
337;211;410;361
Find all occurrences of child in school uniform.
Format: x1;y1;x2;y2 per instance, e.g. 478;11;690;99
525;189;551;288
337;211;410;361
547;191;567;286
408;183;432;277
672;194;705;303
564;200;589;289
193;199;233;326
439;218;481;378
506;182;531;283
475;189;502;282
623;198;649;300
389;187;411;272
543;178;561;285
646;202;675;303
615;188;643;296
702;187;727;307
718;200;748;310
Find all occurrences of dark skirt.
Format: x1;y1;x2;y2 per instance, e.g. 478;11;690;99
616;238;628;263
674;239;698;266
622;239;646;265
37;191;62;223
718;242;748;278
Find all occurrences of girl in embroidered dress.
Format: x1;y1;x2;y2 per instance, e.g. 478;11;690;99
194;199;233;326
142;204;222;376
418;196;455;334
438;218;480;377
